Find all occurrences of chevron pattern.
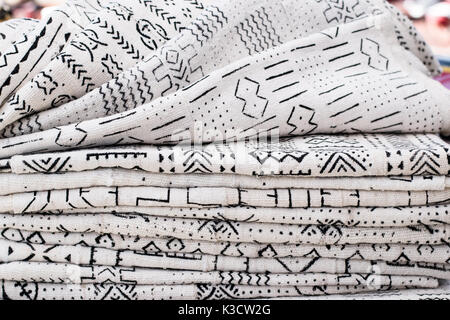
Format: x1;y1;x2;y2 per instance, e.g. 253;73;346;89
93;18;142;61
58;53;95;92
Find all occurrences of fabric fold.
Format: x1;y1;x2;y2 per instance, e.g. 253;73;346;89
0;0;441;138
0;0;102;106
0;0;206;130
0;170;447;195
0;261;439;288
0;0;448;300
6;133;450;177
0;281;435;300
2;230;449;264
0;14;449;158
1;213;449;245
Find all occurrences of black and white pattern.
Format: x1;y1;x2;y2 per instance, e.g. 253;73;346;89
2;281;436;300
0;0;448;300
0;0;206;131
5;133;450;177
0;0;102;107
2;230;449;265
0;2;448;158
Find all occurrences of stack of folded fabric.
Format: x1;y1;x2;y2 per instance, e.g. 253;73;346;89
0;0;449;300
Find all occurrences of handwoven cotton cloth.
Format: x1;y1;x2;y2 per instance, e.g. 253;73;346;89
0;0;206;129
0;253;448;278
60;205;450;228
0;0;449;300
0;281;435;300
0;0;442;137
0;133;448;298
2;213;450;246
0;0;103;106
1;187;448;213
0;261;439;287
0;18;39;52
0;13;449;158
5;134;449;177
2;230;448;264
1;170;448;195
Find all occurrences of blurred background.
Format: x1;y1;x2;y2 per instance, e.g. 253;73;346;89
0;0;63;20
0;0;449;82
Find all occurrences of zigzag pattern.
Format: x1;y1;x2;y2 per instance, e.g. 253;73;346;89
142;1;182;31
113;73;133;114
320;152;367;174
238;21;258;54
187;21;209;45
258;8;282;47
219;272;271;286
202;9;219;32
57;53;95;92
13;114;43;136
28;114;42;133
196;18;214;39
1;112;42;138
180;6;227;51
101;62;116;78
126;70;139;112
8;94;32;116
250;15;270;50
409;149;442;176
94;19;142;60
235;9;282;55
208;5;228;26
98;82;115;116
184;0;204;10
135;66;153;105
0;35;28;68
0;20;50;98
96;62;154;117
197;284;240;300
100;54;123;78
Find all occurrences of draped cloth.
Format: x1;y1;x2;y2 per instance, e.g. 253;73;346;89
0;0;449;300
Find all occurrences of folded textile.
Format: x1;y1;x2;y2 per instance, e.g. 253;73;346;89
0;0;102;106
2;232;449;264
0;261;439;288
295;282;450;300
0;18;38;51
2;170;449;195
0;14;449;157
0;0;206;130
4;250;448;278
1;213;449;245
0;0;449;300
0;177;441;198
0;0;442;138
43;205;450;228
0;281;433;300
4;134;448;177
1;186;448;213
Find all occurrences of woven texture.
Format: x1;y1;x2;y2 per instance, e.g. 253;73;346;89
0;0;448;300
